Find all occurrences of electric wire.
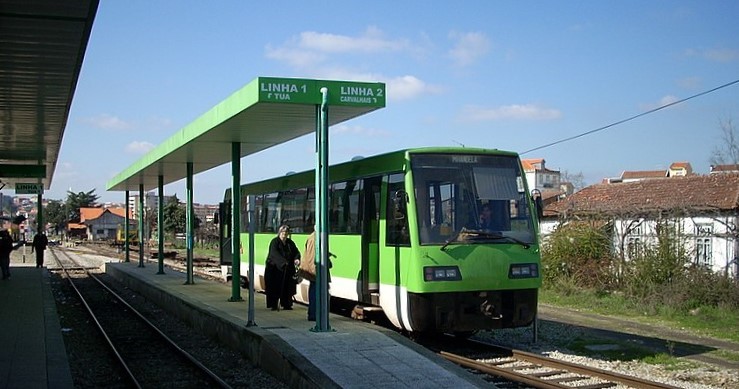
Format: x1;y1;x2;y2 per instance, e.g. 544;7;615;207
521;78;739;155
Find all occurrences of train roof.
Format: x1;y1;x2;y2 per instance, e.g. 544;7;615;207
224;147;519;199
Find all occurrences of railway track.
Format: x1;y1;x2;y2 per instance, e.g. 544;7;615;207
435;338;681;389
50;249;232;389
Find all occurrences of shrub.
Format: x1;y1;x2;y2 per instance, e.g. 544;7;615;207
542;221;615;290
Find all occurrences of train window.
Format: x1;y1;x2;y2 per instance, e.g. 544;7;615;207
386;174;410;246
306;187;315;232
240;190;249;232
253;195;265;232
261;192;280;232
281;188;309;232
330;180;362;234
411;153;535;246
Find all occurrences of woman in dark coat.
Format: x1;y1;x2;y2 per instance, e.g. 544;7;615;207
264;225;300;310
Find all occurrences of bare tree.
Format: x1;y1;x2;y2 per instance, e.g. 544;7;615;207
560;170;586;192
710;117;739;166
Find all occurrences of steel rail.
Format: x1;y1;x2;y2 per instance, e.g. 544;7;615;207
51;249;232;389
440;347;681;389
51;249;143;389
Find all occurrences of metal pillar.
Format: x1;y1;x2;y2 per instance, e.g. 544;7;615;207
246;195;256;326
185;162;194;284
36;191;43;235
125;191;130;262
229;142;243;302
138;184;145;267
157;175;165;274
313;87;332;332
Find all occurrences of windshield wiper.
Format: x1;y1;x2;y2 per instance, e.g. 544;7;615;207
440;227;467;252
440;228;530;251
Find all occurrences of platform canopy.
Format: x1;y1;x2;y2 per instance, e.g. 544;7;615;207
106;77;385;192
0;0;99;193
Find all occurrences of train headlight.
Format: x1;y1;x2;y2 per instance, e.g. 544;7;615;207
509;263;539;279
424;266;462;281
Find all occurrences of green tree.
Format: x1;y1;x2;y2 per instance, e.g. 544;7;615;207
65;189;100;222
163;194;185;234
44;200;66;234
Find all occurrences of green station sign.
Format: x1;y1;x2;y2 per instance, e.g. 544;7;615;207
257;77;385;108
15;182;43;194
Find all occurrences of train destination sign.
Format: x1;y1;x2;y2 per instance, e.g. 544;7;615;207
15;182;43;194
257;77;385;108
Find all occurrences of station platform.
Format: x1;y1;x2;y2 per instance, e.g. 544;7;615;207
0;248;74;389
103;258;489;388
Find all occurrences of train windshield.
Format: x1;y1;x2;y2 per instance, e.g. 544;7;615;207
411;153;536;246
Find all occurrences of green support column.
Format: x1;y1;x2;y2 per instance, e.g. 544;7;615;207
229;142;243;302
313;87;332;332
138;184;145;268
246;194;256;326
157;175;165;275
185;162;194;284
125;191;130;263
36;191;43;235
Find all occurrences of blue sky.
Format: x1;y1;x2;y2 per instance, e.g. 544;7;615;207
51;0;739;204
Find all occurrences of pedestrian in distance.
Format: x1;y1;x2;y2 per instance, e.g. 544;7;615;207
31;232;49;268
0;229;23;280
264;225;300;311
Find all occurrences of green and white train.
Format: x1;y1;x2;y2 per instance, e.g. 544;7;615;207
220;147;541;334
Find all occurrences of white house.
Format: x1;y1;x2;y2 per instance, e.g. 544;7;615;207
542;173;739;277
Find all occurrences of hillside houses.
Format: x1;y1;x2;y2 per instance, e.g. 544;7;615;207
542;173;739;277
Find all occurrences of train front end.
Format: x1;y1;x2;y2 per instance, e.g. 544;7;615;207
398;150;541;333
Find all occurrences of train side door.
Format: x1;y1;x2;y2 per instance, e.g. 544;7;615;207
361;176;382;304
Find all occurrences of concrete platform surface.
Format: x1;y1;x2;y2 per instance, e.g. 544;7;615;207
0;248;73;389
103;259;490;388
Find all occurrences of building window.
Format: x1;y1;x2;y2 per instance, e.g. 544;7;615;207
626;222;644;259
695;224;713;267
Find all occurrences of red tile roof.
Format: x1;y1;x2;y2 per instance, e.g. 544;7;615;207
621;170;667;179
545;174;739;217
711;164;739;173
79;207;129;223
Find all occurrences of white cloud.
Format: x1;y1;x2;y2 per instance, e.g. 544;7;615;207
460;104;561;121
331;123;389;137
386;75;442;101
704;48;739;63
265;44;327;68
266;27;437;102
448;31;491;66
677;77;701;90
80;113;132;130
266;26;410;68
298;26;409;53
684;47;739;63
640;95;680;111
125;141;155;154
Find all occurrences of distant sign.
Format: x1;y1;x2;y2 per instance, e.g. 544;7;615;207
15;183;43;195
257;77;385;108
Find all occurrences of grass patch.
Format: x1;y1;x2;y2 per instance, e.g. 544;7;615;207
540;287;739;343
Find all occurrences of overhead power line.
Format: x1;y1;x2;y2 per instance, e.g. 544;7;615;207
521;78;739;155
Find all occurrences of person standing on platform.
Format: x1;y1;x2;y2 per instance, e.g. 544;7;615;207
0;229;21;280
300;226;333;321
31;232;49;268
300;229;318;321
265;225;300;311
